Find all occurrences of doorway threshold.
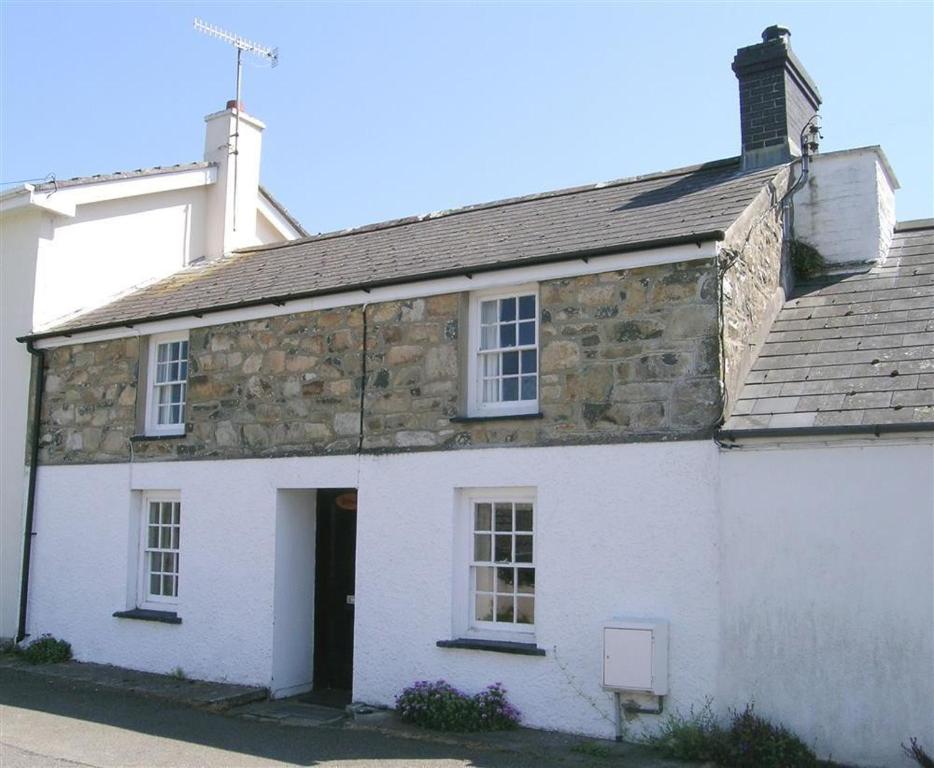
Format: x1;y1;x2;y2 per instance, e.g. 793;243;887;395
235;696;347;727
298;688;352;710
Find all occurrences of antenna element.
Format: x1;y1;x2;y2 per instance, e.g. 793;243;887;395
194;18;279;233
194;19;278;67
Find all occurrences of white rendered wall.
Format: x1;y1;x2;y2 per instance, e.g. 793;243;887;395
26;439;931;763
203;108;266;257
271;490;317;698
1;158;299;641
793;148;898;265
1;186;211;642
28;456;353;684
31;187;209;330
0;209;43;639
256;210;283;244
719;441;934;768
26;441;720;738
352;442;721;738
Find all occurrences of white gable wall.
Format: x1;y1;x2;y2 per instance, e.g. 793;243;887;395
0;208;42;641
31;186;209;330
719;440;934;767
256;208;284;244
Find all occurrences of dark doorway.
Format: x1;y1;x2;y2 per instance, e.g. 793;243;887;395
312;489;357;701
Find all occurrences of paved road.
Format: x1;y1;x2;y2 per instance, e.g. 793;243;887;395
0;667;574;767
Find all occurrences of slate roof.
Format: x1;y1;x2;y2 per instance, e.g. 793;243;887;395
31;157;783;338
2;164;306;236
722;221;934;434
30;162;212;192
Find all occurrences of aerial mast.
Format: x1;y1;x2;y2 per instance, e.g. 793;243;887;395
193;18;278;233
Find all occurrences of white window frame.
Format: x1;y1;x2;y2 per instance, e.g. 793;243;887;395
145;331;189;436
137;491;181;611
457;487;537;642
466;284;540;418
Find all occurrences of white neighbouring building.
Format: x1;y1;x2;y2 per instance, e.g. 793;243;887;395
9;27;934;768
0;102;306;643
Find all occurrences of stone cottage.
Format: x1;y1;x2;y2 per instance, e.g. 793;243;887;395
14;27;933;767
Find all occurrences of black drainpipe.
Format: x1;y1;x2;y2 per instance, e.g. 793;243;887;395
17;341;45;643
357;303;369;454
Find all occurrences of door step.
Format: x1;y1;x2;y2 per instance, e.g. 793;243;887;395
234;698;347;727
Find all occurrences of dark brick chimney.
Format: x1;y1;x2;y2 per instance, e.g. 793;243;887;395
732;26;822;170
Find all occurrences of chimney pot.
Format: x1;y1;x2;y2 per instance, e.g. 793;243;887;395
226;99;245;112
761;25;791;43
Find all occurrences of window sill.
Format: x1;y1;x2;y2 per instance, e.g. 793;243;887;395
450;412;544;424
436;638;545;656
113;608;181;624
131;433;187;442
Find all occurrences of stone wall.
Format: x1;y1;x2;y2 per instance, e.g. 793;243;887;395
720;166;792;414
38;338;139;463
37;259;723;464
536;262;720;442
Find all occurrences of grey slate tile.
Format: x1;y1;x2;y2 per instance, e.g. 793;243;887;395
814;410;864;427
721;414;773;430
725;226;934;432
736;382;785;399
795;394;846;412
767;412;817;428
752;396;800;414
40;157;783;336
892;389;934;407
729;399;755;416
841;391;893;410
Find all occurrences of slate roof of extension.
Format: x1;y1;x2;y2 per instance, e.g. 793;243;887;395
1;164;308;237
722;221;934;434
31;157;783;338
29;162;213;191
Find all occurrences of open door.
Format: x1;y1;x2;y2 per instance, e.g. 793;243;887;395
312;489;357;703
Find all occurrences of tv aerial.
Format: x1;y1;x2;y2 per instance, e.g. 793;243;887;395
194;19;278;232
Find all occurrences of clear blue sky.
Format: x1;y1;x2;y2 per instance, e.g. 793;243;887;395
2;2;932;233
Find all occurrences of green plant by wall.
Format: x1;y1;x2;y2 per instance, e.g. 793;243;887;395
726;705;818;768
395;680;520;732
903;737;934;768
17;635;72;664
643;699;728;762
789;239;825;280
644;701;819;768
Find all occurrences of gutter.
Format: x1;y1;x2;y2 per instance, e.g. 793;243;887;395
717;422;934;443
18;229;726;344
17;341;45;643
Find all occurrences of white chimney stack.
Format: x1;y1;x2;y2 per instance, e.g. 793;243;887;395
203;100;265;258
792;146;899;265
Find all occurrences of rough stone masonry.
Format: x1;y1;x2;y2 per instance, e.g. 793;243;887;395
37;258;733;465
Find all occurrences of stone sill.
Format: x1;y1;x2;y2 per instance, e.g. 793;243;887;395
436;638;545;656
131;433;187;442
113;608;181;624
449;412;544;424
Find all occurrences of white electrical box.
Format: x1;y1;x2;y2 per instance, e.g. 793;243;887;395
602;619;669;695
